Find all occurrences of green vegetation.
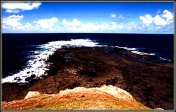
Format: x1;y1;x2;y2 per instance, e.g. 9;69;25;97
35;104;44;108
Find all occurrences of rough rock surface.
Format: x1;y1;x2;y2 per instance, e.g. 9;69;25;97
2;85;151;110
2;46;173;110
24;91;40;99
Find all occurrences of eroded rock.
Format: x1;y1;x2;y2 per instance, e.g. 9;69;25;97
24;91;40;99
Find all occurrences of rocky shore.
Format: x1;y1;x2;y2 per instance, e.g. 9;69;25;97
2;46;173;110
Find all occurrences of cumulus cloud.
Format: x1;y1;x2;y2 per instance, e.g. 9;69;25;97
161;10;173;23
2;13;173;33
125;22;137;31
110;14;116;18
2;15;59;32
110;22;117;28
61;19;98;31
33;17;59;29
62;19;81;27
61;19;121;32
153;15;167;26
139;10;173;27
85;22;109;31
24;22;33;30
6;9;21;13
2;15;23;27
2;2;41;13
2;15;139;33
139;14;154;26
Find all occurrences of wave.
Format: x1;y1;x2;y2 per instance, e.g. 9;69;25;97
2;39;171;83
2;39;99;83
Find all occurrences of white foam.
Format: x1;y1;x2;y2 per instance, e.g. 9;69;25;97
2;39;171;83
114;46;155;56
2;39;99;83
159;57;171;61
131;51;155;56
116;46;136;51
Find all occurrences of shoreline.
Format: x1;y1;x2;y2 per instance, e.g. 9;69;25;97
2;39;173;84
2;46;173;110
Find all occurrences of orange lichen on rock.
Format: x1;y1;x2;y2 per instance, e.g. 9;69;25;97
2;85;152;110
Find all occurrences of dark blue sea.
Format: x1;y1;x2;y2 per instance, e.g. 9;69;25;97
2;33;173;81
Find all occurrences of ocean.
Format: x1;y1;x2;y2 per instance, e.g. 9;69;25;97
2;33;173;83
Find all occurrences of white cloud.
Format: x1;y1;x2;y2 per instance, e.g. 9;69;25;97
24;22;33;29
125;22;137;31
2;15;23;27
62;19;81;27
139;10;173;27
153;15;167;26
139;14;154;26
33;17;59;29
2;15;139;33
6;9;21;13
62;19;67;25
2;14;170;33
61;19;120;32
155;26;162;30
2;2;41;13
3;14;172;33
79;22;110;32
2;15;59;32
110;14;116;18
161;10;173;23
110;22;118;30
82;23;95;30
80;21;135;32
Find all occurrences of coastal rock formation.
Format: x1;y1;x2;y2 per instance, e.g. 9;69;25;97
2;85;151;110
2;46;173;110
154;108;164;110
24;91;40;99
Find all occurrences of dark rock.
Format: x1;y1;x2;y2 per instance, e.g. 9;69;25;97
14;77;20;80
2;47;173;110
25;74;36;81
14;77;22;82
79;70;97;77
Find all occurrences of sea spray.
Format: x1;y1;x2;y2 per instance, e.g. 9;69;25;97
2;39;171;83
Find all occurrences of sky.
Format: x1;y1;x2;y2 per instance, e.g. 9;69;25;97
1;2;174;34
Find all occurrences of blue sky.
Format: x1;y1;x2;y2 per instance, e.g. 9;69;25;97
2;2;174;34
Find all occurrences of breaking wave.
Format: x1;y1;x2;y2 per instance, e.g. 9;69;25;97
2;39;171;83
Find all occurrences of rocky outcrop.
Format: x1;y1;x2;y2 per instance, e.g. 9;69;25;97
2;47;173;110
24;91;40;99
2;85;151;110
154;108;164;110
